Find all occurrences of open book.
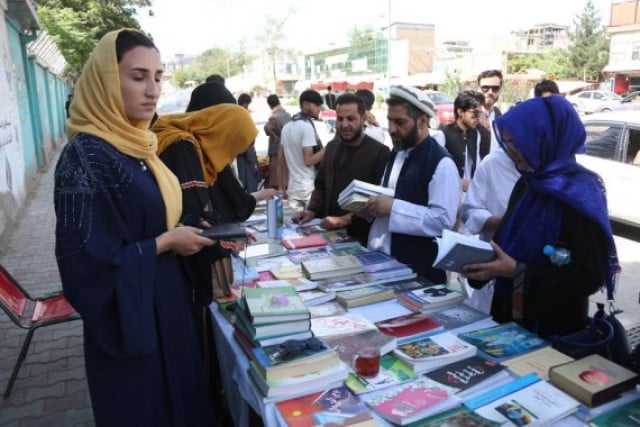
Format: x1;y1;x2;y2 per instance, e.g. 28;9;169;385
338;179;395;212
432;229;495;273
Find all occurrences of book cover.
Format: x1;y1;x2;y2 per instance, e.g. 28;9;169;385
267;196;284;238
345;354;417;394
282;234;329;250
276;385;377;427
252;337;339;381
393;331;477;372
471;378;580;426
398;284;465;312
296;224;325;236
287;247;331;264
242;286;310;324
330;243;370;256
548;354;639;407
404;406;502;427
502;346;574;381
355;251;395;266
302;255;365;281
324;329;397;364
576;388;640;422
432;229;496;273
308;301;347;318
458;322;548;362
235;305;311;339
423;355;510;398
240;241;288;263
270;265;305;280
298;289;336;307
256;278;317;292
361;377;462;425
311;313;377;338
464;373;542;410
375;312;444;343
429;303;493;334
335;284;395;308
322;229;356;245
588;396;640;426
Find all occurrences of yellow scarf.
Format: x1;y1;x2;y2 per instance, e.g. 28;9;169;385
67;29;182;230
153;104;258;186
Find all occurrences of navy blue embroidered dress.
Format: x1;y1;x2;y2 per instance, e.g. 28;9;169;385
54;134;212;426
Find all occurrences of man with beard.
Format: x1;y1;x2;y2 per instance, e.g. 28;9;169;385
477;69;504;153
292;93;390;245
278;90;326;211
366;85;459;284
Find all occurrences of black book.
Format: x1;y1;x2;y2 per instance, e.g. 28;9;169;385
201;222;247;240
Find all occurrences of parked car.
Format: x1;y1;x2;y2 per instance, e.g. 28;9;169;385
576;111;640;227
566;90;640;114
423;90;455;126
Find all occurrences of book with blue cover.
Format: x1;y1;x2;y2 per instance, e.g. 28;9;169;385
458;322;548;362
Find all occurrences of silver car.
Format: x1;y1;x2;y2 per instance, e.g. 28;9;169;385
566;90;640;114
577;111;640;227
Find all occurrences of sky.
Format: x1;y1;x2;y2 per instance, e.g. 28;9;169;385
136;0;613;58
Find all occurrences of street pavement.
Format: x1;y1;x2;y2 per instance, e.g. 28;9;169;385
0;148;93;427
1;123;639;426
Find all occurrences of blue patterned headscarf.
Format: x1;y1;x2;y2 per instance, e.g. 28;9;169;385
493;95;619;293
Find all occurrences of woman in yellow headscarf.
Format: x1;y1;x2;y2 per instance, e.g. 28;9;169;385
54;29;214;426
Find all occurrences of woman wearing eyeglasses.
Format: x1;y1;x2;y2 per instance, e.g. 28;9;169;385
463;95;619;338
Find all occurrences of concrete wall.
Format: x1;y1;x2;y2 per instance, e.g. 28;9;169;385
0;3;70;240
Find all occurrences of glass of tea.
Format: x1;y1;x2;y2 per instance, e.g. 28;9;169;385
352;347;380;378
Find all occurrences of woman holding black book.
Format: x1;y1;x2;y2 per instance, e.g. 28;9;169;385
463;95;619;338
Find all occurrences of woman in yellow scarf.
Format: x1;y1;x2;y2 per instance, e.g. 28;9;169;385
54;29;214;425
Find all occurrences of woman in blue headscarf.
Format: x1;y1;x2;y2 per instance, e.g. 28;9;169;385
464;95;619;338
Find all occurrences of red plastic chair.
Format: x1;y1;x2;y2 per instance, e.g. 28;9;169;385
0;263;81;398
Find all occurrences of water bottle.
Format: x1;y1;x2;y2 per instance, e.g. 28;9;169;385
543;244;571;266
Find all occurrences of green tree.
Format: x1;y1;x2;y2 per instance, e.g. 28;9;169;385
567;0;610;81
37;0;151;78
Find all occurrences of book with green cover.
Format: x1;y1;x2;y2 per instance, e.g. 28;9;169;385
588;396;640;426
344;354;416;394
405;406;502;427
243;286;310;324
335;284;395;308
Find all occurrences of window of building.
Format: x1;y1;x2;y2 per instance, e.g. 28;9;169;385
632;43;640;61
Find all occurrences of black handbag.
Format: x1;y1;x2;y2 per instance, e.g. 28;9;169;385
548;279;632;368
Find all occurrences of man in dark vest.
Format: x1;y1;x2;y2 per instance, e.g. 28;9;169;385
365;85;459;284
292;93;390;245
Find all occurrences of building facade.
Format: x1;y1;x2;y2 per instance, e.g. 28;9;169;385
605;0;640;93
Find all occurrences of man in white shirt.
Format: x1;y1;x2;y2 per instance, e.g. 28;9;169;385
277;90;325;211
366;85;460;284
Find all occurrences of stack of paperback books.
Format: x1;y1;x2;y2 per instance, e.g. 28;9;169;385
397;284;466;312
337;179;394;212
234;286;312;347
393;330;478;372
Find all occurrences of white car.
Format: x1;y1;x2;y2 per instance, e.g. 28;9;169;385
566;90;640;114
577;111;640;227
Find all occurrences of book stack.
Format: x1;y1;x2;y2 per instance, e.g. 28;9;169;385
338;179;395;213
234;286;312;348
355;251;416;282
397;284;466;312
548;354;639;407
281;234;328;250
301;255;364;281
429;303;495;335
335;284;396;308
393;330;478;373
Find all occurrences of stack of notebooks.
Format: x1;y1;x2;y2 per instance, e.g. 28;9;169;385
234;286;312;348
397;283;466;312
337;179;395;213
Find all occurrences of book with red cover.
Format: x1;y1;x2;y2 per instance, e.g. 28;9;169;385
282;234;329;250
276;385;376;427
375;312;444;344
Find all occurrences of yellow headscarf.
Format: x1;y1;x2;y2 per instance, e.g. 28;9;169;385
67;29;182;230
153;104;258;186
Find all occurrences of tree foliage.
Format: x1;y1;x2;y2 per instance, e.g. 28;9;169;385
36;0;151;78
170;45;253;87
567;0;610;81
507;49;573;78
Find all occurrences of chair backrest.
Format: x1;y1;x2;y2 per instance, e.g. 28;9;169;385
0;264;30;322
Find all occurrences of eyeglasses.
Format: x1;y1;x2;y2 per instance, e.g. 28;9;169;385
271;337;325;362
480;85;501;93
469;110;483;118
